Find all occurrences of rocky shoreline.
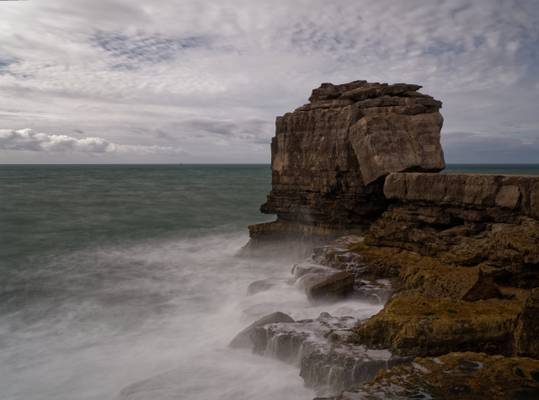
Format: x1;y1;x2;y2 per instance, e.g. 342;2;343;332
231;81;539;399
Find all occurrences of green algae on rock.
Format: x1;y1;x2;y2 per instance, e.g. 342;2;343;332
337;352;539;400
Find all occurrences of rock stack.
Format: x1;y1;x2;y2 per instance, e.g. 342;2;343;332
250;80;445;241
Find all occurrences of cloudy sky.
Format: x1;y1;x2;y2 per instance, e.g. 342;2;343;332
0;0;538;163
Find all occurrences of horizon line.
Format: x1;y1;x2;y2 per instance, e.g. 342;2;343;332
1;162;539;166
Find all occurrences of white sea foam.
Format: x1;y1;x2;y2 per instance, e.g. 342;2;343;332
0;233;381;400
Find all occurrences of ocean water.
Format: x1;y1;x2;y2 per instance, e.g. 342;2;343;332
444;163;539;175
0;164;382;400
1;163;538;400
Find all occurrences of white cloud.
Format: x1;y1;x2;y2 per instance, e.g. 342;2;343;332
0;0;538;162
0;128;183;155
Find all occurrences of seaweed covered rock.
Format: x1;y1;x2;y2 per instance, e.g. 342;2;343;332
338;352;539;400
249;81;445;241
352;292;523;357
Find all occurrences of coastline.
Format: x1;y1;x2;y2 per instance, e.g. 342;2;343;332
229;81;539;399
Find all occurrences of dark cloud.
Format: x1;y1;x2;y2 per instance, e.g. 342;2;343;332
91;31;211;69
443;132;539;163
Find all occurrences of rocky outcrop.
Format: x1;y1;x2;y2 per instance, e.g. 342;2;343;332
383;172;539;220
240;79;539;400
235;312;406;394
334;352;539;400
249;80;445;241
366;172;539;288
296;236;394;303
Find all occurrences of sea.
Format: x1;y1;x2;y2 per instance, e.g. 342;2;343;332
1;163;538;400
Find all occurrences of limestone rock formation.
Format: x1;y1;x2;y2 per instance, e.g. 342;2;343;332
250;80;445;241
367;172;539;288
334;171;539;385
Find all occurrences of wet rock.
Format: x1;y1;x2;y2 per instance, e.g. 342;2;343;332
352;292;522;357
303;271;355;302
292;259;391;304
312;236;365;271
229;311;294;349
249;312;404;394
247;279;278;295
339;352;539;400
292;262;336;280
353;279;392;304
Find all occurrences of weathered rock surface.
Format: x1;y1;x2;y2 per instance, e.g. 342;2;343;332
365;172;539;288
384;172;539;220
250;80;445;242
514;288;539;359
244;312;406;394
353;292;522;357
300;271;355;302
335;352;539;400
229;311;294;348
290;236;393;304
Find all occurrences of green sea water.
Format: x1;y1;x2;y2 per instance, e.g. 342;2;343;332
0;164;272;268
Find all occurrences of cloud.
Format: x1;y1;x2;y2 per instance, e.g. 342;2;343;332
0;128;184;155
91;31;212;70
0;0;538;163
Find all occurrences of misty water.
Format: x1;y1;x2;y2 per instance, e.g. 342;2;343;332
0;165;382;400
3;164;539;400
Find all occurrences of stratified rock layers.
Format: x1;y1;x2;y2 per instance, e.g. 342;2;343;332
251;81;445;240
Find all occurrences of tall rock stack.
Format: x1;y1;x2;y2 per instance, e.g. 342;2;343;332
250;80;445;240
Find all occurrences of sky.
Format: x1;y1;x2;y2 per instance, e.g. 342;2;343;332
0;0;538;164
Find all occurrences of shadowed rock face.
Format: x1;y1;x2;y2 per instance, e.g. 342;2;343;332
251;80;445;240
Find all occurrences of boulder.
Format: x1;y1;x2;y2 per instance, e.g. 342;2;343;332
300;270;355;302
229;311;294;348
